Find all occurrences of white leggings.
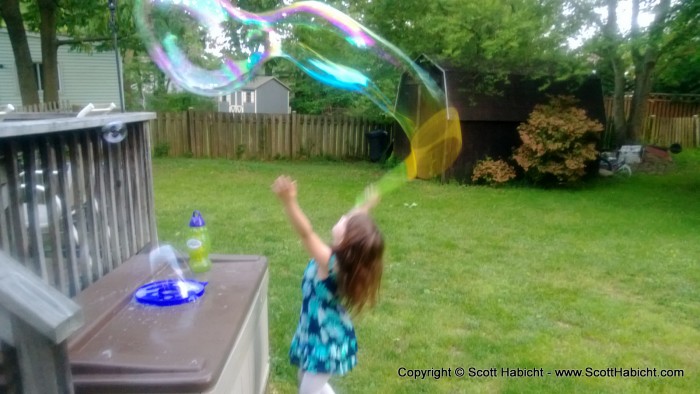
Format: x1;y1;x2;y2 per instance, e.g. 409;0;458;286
298;370;335;394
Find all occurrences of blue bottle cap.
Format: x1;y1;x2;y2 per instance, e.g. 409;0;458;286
189;210;206;227
134;279;207;307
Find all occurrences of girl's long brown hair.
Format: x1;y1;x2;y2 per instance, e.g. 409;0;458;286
332;213;384;314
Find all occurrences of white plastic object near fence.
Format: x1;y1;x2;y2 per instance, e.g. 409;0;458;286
618;145;643;164
76;103;117;118
0;104;15;121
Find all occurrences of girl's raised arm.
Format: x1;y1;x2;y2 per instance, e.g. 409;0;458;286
272;176;332;270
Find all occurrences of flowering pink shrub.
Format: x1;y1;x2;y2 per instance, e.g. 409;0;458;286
471;158;517;186
513;96;603;185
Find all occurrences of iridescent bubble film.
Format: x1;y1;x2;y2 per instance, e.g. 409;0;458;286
135;0;462;199
148;243;193;281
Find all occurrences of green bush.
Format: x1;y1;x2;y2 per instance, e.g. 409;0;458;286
513;96;603;185
153;142;170;158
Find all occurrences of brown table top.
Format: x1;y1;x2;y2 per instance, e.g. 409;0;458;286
68;253;268;393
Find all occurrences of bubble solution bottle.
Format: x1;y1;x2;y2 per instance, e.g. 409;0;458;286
187;210;212;273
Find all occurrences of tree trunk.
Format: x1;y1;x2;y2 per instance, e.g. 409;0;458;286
625;0;671;143
626;55;655;143
611;56;627;146
37;0;60;104
0;0;40;105
604;0;627;147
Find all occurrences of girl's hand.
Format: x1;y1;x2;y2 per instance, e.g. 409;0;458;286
272;175;297;203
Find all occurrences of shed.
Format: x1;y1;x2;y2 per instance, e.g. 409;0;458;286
395;55;606;182
218;76;291;114
0;29;122;109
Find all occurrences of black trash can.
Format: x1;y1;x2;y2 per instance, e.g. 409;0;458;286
365;129;390;163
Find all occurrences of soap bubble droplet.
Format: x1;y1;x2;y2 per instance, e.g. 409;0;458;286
102;121;128;143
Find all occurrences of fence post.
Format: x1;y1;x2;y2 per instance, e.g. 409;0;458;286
204;112;211;158
187;109;195;157
694;114;699;148
647;114;656;144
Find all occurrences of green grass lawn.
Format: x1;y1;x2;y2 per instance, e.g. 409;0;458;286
153;150;700;393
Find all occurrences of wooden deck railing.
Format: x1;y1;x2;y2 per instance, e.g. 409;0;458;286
16;100;73;113
0;112;157;392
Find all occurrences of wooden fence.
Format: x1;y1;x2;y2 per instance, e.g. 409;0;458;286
604;95;700;118
150;111;395;160
17;100;73;113
603;96;700;148
642;115;700;148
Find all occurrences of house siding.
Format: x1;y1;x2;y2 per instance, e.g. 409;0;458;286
256;80;289;114
0;29;120;108
219;77;290;114
0;30;24;104
59;49;121;107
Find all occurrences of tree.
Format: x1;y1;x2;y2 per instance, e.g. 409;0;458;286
0;0;39;105
626;0;672;143
596;0;628;144
1;0;112;105
36;0;60;104
584;0;700;144
653;0;700;94
361;0;591;84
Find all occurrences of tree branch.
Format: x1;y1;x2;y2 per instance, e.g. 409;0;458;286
630;0;643;62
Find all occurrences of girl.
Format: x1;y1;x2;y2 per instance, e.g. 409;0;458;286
272;175;384;394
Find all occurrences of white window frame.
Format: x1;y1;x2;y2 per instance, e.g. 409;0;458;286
33;62;62;95
245;90;255;104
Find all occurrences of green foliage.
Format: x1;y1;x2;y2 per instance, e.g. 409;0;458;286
153;142;170;158
285;0;591;117
290;74;356;115
381;153;401;170
146;92;215;112
236;144;246;160
364;0;590;81
654;47;700;95
653;0;700;94
513;96;603;185
471;157;517;186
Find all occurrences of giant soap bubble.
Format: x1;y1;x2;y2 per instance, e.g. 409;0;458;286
135;0;462;202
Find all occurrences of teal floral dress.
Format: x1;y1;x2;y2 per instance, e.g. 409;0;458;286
289;256;358;375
